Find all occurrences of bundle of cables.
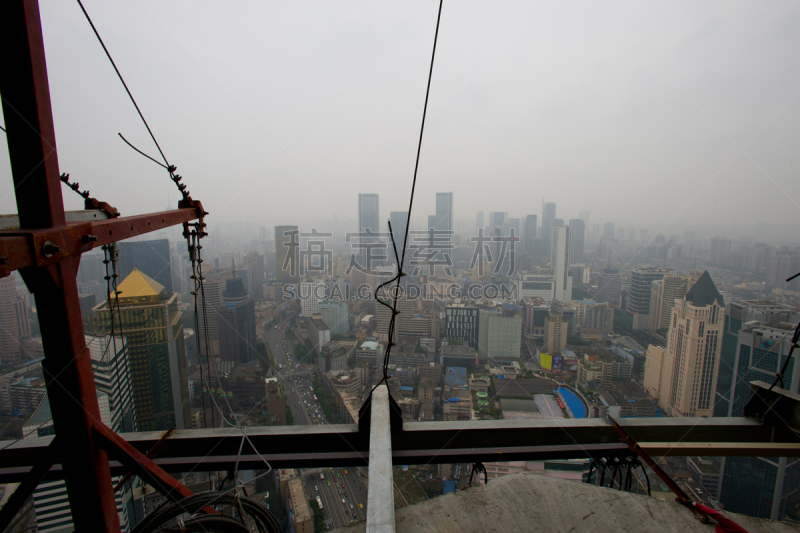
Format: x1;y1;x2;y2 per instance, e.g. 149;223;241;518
132;491;281;533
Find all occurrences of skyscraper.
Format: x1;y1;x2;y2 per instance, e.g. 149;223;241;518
26;334;136;532
568;218;585;264
118;239;173;294
0;276;30;366
91;268;190;431
217;277;257;365
551;226;572;302
358;193;380;269
643;272;725;418
712;301;800;520
595;268;622;306
242;252;266;300
603;222;615;240
627;269;674;330
435;192;453;236
389;211;408;258
542;202;556;252
274;225;299;282
524;215;537;255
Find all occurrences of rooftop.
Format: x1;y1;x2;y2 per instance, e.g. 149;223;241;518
335;472;795;533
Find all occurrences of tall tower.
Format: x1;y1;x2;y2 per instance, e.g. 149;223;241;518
389;211;408;258
643;272;725;418
91;268;190;431
568;218;585;264
524;215;537;255
118;239;173;294
628;269;674;330
274;225;299;283
712;301;800;520
358;193;380;270
551;226;572;302
435;192;453;236
603;222;615;239
542;202;556;252
217;277;257;365
0;276;30;366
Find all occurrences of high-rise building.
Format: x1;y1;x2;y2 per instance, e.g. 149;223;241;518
389;211;409;258
91;268;190;431
118;239;173;294
435;192;453;236
713;300;800;520
595;268;622;306
298;281;325;317
242;252;266;300
767;248;800;291
478;305;522;362
551;226;572;302
358;193;380;269
274;225;299;282
319;300;349;337
217;277;257;365
603;222;615;240
427;214;436;231
642;272;724;418
445;305;480;348
196;277;225;356
524;215;537;255
568;218;585;264
26;335;136;532
648;276;690;332
544;314;567;355
542;202;556;252
0;276;30;366
476;211;485;234
627;269;674;330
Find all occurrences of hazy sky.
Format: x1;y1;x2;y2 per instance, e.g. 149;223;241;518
1;1;799;236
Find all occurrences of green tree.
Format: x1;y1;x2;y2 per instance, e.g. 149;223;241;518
308;498;327;532
285;405;294;425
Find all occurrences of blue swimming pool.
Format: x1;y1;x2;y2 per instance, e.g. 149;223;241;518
559;387;587;418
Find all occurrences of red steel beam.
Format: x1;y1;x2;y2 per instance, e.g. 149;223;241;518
94;423;217;515
1;1;121;530
0;204;205;278
0;1;207;529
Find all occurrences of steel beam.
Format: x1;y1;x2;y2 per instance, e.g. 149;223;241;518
367;385;394;533
1;417;798;483
0;206;204;278
0;2;120;529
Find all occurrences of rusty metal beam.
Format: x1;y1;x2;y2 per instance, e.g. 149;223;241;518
0;1;121;530
0;205;205;278
93;422;217;515
1;417;798;483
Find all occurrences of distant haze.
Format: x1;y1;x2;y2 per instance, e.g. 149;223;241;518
1;1;799;240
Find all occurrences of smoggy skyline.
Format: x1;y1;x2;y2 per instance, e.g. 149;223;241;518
1;1;799;237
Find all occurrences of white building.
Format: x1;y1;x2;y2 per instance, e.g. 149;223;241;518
298;281;325;316
551;226;572;302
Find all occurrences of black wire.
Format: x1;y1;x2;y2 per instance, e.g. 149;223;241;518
0;125;5;133
76;0;170;169
118;133;169;170
187;232;209;430
769;320;800;391
370;0;443;396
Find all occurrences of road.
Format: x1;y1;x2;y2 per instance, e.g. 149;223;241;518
259;318;370;526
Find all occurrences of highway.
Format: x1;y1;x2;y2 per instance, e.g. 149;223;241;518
259;316;370;526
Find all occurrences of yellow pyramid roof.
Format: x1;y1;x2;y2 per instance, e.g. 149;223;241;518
116;267;164;299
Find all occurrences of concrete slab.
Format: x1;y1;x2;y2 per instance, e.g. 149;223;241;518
334;472;800;532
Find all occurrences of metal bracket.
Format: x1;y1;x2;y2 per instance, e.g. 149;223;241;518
744;380;800;431
358;388;403;434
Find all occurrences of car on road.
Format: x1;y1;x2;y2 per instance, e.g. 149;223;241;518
341;483;344;488
359;503;363;509
341;499;345;505
314;485;318;491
